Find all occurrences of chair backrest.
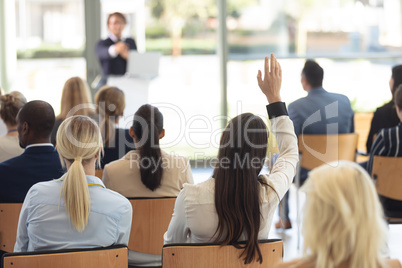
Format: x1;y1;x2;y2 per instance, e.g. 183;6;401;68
298;133;359;170
128;197;176;255
0;203;23;252
162;239;283;268
1;245;127;268
372;156;402;201
95;169;104;180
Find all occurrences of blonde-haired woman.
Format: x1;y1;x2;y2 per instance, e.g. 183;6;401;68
95;85;134;168
14;116;132;252
275;161;401;268
0;91;27;162
51;77;95;145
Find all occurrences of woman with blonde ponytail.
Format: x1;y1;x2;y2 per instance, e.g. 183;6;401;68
95;85;135;168
14;115;132;252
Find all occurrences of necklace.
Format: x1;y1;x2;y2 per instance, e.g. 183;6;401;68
7;129;18;134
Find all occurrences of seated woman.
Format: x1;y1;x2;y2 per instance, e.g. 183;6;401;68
164;54;298;265
0;91;27;162
366;65;402;153
275;161;401;268
14;115;132;252
95;85;135;168
51;76;96;145
103;104;193;197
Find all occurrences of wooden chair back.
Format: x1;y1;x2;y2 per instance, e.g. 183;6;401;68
1;245;127;268
372;156;402;201
95;169;104;180
128;197;176;255
162;239;283;268
0;203;23;253
298;133;359;170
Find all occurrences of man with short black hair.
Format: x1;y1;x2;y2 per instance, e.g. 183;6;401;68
0;100;64;203
276;60;355;229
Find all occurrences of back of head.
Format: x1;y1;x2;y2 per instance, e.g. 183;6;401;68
132;104;164;191
394;84;402;110
0;91;27;126
392;65;402;95
301;161;387;268
302;60;324;88
56;115;103;232
95;85;125;146
18;100;55;140
213;113;268;264
59;77;93;120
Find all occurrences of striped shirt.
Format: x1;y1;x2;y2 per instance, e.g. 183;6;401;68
367;122;402;218
367;122;402;174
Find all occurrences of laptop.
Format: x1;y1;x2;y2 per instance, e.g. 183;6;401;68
126;51;161;79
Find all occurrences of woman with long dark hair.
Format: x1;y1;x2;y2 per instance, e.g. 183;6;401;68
103;104;193;197
164;54;298;264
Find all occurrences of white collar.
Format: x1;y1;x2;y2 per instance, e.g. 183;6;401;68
25;143;54;149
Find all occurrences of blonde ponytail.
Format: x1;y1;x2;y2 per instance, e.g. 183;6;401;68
56;116;103;232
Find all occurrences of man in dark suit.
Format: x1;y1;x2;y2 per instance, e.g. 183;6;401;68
96;12;137;86
276;60;355;229
0;100;64;203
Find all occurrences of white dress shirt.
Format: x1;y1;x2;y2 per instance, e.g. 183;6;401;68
14;175;132;252
164;115;298;244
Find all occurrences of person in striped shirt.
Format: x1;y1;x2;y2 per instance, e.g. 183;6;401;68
367;84;402;218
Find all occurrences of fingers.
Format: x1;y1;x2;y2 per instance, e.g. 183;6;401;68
264;56;269;76
257;70;262;87
270;53;275;74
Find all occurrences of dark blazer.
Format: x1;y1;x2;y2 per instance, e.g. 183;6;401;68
366;100;400;153
0;145;64;203
101;128;135;169
96;37;137;77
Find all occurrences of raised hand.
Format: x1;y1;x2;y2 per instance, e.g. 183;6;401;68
257;53;282;103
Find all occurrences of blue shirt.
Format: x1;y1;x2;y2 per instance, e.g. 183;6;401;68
14;175;132;252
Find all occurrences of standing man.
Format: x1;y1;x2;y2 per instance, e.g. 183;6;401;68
96;12;137;86
276;60;355;229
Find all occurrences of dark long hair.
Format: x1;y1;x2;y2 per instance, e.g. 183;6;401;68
213;113;269;264
132;104;164;191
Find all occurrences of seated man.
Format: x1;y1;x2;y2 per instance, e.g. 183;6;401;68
367;84;402;218
0;100;64;203
276;60;355;229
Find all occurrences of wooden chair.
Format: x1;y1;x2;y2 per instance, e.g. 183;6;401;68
162;239;283;268
295;133;359;247
95;169;104;180
1;245;127;268
372;156;402;224
128;197;176;255
0;203;23;253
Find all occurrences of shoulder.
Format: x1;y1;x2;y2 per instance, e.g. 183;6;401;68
182;178;215;205
288;97;308;110
386;259;402;268
97;188;132;213
97;38;112;45
161;150;189;166
375;101;395;115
